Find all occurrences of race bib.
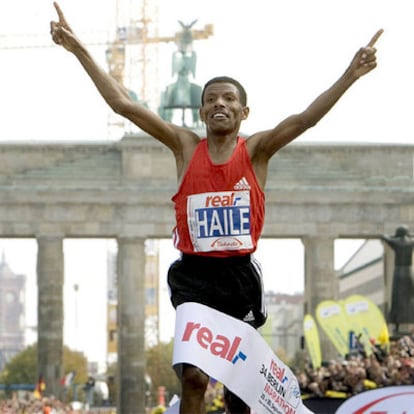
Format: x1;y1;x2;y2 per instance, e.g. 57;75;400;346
187;190;253;252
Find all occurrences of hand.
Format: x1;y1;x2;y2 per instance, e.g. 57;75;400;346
350;29;383;78
50;2;79;52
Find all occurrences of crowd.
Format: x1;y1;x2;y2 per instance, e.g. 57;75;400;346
1;335;413;413
0;394;115;414
297;334;414;399
184;334;414;413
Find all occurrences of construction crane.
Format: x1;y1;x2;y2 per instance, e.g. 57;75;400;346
0;0;213;136
106;12;213;108
106;0;213;134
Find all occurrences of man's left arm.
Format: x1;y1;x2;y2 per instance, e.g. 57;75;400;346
250;29;383;162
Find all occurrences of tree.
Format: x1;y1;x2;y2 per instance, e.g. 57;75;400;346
146;340;180;404
0;343;88;391
103;341;180;408
61;347;89;386
0;344;37;385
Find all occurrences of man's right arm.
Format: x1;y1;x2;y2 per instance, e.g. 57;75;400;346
70;41;180;146
50;2;197;156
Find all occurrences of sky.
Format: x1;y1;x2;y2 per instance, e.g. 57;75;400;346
1;0;414;143
0;0;411;367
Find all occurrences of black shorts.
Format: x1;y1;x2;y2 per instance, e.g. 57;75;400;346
167;253;267;328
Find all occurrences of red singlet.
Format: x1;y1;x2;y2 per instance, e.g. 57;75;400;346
172;137;265;257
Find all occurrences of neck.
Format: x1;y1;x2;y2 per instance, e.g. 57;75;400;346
206;135;238;164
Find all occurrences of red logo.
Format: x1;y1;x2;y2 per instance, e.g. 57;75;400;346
182;322;247;364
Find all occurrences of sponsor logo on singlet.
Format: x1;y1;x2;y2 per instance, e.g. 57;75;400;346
187;190;253;252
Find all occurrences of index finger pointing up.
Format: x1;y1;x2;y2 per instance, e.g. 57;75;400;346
53;2;66;23
367;29;384;47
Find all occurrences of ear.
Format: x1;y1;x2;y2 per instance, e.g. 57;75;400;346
199;107;206;123
241;106;250;120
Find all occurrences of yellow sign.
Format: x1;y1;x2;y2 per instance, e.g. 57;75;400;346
316;300;350;357
303;314;322;368
343;294;389;353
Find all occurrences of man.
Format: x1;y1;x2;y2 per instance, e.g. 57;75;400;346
50;3;382;413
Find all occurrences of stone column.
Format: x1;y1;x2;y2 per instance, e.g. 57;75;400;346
302;235;337;360
117;237;146;414
36;235;64;398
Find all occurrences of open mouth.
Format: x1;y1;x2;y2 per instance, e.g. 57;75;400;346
212;112;227;120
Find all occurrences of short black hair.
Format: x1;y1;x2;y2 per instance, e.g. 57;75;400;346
201;76;247;106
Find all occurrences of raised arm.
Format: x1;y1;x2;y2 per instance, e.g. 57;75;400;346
249;29;383;163
50;2;196;154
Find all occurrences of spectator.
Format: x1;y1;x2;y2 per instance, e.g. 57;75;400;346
297;334;414;399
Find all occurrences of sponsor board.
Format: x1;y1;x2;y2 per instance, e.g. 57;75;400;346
303;314;322;369
343;294;389;352
335;385;414;413
316;300;350;357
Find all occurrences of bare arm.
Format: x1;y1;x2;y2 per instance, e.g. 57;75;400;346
249;29;383;167
50;2;198;157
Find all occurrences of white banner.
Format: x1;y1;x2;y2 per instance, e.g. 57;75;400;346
335;385;414;413
171;302;313;414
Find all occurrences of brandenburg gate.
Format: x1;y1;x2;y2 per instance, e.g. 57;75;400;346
0;134;413;413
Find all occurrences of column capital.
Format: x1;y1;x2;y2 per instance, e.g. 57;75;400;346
36;233;65;241
301;234;336;243
117;235;147;242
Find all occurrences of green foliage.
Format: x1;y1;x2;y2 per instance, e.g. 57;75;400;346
62;347;88;385
0;343;88;387
103;341;180;406
0;344;37;385
146;339;180;400
0;340;180;405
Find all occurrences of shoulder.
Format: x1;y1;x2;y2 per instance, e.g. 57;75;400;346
245;130;274;162
167;124;201;157
173;129;203;183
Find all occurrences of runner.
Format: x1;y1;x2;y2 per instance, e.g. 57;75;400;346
50;4;382;412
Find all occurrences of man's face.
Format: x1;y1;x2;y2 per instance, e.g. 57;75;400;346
199;82;249;134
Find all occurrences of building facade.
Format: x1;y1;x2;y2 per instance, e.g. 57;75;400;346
0;252;25;371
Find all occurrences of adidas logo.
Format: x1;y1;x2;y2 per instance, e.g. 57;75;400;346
243;310;255;322
234;177;251;190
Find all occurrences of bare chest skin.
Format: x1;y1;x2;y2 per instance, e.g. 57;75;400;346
207;137;268;189
207;142;236;165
